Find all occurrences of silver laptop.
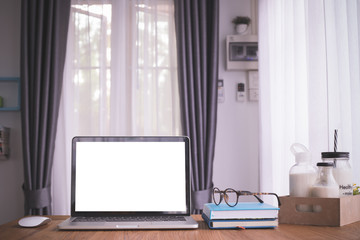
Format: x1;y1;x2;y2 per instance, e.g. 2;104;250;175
58;136;198;230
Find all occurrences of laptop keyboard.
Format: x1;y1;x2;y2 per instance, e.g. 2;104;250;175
73;216;186;222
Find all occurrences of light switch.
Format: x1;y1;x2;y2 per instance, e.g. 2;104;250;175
248;71;259;102
248;71;259;89
249;89;259;101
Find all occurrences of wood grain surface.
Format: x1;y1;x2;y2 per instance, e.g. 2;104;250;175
1;215;359;240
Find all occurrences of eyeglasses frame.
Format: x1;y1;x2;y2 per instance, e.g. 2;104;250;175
212;187;281;207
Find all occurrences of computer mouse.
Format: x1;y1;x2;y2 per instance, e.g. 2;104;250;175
18;216;51;228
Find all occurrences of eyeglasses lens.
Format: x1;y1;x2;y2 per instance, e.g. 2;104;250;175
224;189;238;207
213;188;222;205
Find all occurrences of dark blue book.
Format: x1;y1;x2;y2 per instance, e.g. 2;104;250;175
202;212;278;229
203;202;279;220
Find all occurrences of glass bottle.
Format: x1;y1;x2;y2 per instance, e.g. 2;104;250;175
322;152;352;197
311;162;339;212
289;143;317;212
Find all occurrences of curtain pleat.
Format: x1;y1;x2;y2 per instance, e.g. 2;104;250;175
20;0;70;215
174;0;219;213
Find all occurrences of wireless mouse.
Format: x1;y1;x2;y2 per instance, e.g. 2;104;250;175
18;216;51;228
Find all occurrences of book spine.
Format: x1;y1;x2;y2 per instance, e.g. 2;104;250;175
202;205;211;219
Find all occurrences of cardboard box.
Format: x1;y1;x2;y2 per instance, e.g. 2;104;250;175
279;195;360;226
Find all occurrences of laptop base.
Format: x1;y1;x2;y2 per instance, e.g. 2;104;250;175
58;216;198;230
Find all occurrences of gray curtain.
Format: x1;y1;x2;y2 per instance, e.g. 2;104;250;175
20;0;70;215
174;0;219;213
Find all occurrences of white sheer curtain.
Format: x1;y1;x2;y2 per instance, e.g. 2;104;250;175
258;0;360;196
52;0;180;214
324;0;360;185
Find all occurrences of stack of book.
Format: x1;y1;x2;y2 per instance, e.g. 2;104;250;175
202;202;279;229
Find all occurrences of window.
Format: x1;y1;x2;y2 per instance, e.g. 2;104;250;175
52;0;180;214
70;3;112;134
65;0;180;136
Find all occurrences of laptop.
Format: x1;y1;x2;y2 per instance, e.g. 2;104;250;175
58;136;198;230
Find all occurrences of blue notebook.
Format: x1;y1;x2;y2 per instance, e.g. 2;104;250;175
202;213;278;229
203;202;279;220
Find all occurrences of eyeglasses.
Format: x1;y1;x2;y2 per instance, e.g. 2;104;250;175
212;187;281;207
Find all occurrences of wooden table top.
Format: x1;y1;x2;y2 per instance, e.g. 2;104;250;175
1;215;360;240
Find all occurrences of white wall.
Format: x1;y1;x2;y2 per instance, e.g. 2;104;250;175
0;0;24;225
213;0;259;192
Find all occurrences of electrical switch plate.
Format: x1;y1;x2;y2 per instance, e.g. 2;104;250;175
248;71;259;89
218;79;225;103
237;83;245;102
249;89;259;101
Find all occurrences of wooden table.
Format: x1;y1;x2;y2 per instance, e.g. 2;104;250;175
1;215;360;239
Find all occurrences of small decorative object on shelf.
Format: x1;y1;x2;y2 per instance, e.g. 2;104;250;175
0;126;10;159
232;16;251;35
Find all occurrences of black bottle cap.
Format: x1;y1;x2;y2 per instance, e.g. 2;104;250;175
321;152;349;159
317;162;334;167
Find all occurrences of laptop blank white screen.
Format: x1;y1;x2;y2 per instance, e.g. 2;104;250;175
75;141;187;212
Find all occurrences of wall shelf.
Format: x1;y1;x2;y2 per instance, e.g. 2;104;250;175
0;77;20;111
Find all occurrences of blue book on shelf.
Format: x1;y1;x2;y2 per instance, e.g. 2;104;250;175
203;202;279;220
202;212;278;229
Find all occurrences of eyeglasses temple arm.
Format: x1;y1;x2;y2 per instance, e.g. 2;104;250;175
253;195;264;203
